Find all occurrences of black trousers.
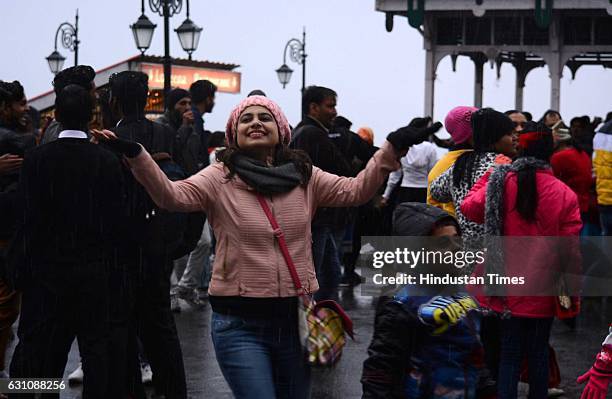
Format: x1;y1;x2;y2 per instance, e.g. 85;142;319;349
130;255;187;399
9;265;118;399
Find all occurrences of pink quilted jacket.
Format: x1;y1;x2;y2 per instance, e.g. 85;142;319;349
127;141;399;298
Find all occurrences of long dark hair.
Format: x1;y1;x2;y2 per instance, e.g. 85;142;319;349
217;145;313;185
514;126;554;221
452;151;479;188
452;108;513;188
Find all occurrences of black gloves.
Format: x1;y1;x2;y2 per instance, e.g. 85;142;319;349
104;138;142;158
387;121;443;152
427;121;444;135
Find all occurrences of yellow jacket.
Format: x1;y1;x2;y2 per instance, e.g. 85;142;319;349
426;149;471;216
594;125;612;206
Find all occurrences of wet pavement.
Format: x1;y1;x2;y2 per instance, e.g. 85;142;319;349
5;289;612;398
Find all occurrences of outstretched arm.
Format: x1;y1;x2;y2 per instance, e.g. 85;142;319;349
312;141;400;208
127;149;212;213
93;129;213;213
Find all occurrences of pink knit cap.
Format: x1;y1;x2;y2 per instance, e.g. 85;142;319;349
225;95;292;147
444;106;478;145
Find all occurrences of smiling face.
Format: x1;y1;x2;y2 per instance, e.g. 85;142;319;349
236;105;280;158
1;95;28;127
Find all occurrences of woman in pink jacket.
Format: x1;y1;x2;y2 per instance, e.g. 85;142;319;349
94;95;427;399
461;122;582;399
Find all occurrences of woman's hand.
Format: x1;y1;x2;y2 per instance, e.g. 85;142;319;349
0;154;23;175
90;129;118;143
387;125;433;153
91;129;142;158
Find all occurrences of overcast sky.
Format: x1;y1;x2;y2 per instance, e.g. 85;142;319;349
2;1;611;145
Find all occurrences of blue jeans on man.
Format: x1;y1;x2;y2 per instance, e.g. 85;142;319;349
600;205;612;236
311;226;342;301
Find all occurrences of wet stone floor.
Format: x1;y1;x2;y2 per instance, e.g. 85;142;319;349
5;290;612;398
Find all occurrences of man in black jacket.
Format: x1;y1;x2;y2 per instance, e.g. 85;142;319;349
8;84;126;398
108;71;190;399
291;85;352;301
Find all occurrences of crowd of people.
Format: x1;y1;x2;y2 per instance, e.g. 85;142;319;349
0;64;611;399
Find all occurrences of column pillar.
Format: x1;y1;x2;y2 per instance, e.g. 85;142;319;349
514;53;527;111
549;56;562;111
548;13;562;110
471;53;486;108
515;76;525;111
424;49;436;118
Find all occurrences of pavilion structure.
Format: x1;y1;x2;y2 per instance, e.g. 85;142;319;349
375;0;612;116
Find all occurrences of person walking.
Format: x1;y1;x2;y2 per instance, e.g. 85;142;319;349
461;122;582;399
93;94;429;399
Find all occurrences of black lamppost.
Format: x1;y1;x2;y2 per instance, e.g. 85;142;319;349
130;0;203;103
46;9;79;75
276;28;307;120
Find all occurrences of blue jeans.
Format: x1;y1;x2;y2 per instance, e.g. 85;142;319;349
312;226;342;301
211;312;311;399
600;206;612;236
497;317;553;399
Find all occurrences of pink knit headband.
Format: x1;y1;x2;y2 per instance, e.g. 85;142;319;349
225;95;292;147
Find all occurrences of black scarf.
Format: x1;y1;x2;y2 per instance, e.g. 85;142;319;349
233;155;303;195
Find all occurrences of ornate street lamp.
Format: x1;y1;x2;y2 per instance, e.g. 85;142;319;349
275;64;293;88
46;10;79;75
175;0;202;60
276;28;307;119
130;9;157;55
130;0;203;102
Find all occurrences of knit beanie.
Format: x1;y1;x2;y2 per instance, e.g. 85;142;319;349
444;106;478;145
393;202;460;236
225;95;292;147
471;108;514;151
357;127;374;146
166;88;190;111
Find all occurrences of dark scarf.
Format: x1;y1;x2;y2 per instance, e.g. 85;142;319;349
484;156;550;235
483;157;550;297
233;154;303;195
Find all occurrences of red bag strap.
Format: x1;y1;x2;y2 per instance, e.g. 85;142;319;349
255;194;308;296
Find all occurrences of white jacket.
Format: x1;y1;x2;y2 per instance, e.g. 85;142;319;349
383;141;439;197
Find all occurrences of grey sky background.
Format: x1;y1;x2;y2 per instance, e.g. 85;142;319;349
1;0;611;145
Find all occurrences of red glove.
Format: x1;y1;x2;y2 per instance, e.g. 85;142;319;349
578;345;612;399
577;367;612;399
